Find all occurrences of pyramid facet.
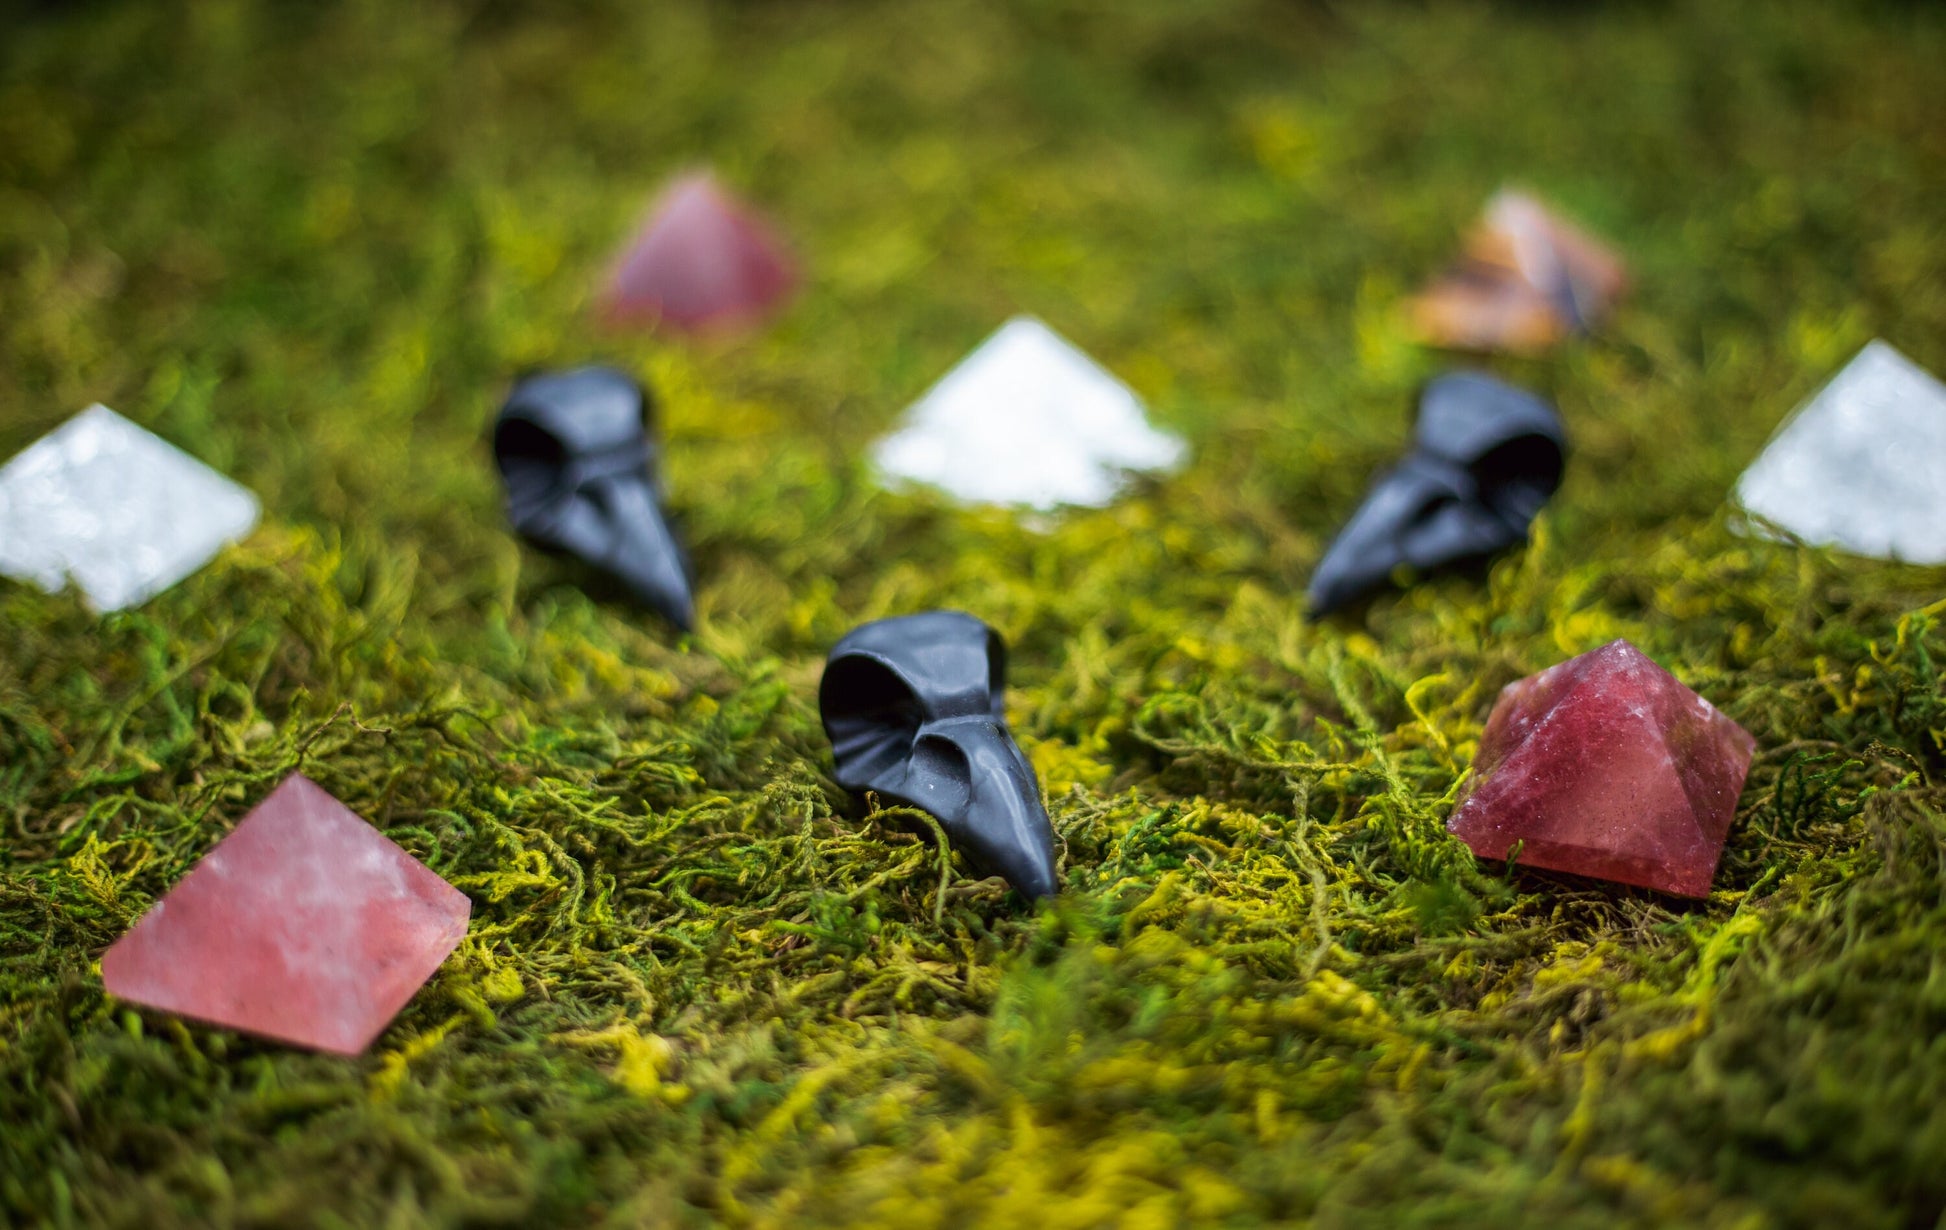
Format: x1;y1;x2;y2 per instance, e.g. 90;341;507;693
872;316;1187;510
101;774;471;1055
600;172;797;334
1410;190;1628;354
0;405;260;611
1447;640;1756;898
1734;340;1946;564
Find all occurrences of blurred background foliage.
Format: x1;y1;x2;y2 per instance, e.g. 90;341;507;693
2;0;1944;1225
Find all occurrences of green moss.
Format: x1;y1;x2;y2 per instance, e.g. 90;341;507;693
3;0;1945;1225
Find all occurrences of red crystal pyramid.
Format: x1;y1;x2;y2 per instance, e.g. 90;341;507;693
1447;640;1756;898
101;774;470;1055
600;171;797;335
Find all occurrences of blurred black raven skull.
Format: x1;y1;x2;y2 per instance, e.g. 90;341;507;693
1307;372;1566;616
493;367;695;630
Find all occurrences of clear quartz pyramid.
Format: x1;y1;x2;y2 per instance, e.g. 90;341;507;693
0;405;260;611
872;317;1187;510
1735;341;1946;563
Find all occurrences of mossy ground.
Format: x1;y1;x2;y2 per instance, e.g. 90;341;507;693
3;1;1945;1226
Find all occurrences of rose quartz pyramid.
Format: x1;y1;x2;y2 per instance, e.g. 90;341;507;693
101;774;470;1055
1410;190;1629;354
600;171;797;334
1448;640;1756;898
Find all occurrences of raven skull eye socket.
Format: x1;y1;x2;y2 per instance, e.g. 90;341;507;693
491;417;571;512
820;611;1057;902
821;655;927;787
1468;434;1565;525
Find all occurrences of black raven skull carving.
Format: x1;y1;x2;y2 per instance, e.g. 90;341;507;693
493;366;695;630
819;611;1058;902
1306;371;1566;616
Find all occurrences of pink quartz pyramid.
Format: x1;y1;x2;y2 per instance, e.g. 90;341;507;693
1447;640;1756;898
101;773;470;1055
600;171;797;334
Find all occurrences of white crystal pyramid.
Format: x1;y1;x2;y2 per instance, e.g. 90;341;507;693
0;405;260;611
1735;341;1946;564
872;317;1187;510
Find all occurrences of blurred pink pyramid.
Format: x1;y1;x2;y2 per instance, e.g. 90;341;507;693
1447;640;1756;898
101;773;470;1055
600;171;797;335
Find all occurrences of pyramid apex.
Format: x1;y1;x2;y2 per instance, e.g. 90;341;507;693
600;170;797;335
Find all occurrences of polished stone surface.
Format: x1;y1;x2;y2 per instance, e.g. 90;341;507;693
1411;190;1628;354
1448;640;1756;898
601;172;796;333
872;316;1186;510
494;367;694;630
0;405;259;611
1735;340;1946;564
101;774;470;1055
821;610;1057;900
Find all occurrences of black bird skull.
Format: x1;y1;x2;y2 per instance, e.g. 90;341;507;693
820;611;1058;902
1306;371;1566;616
493;367;695;630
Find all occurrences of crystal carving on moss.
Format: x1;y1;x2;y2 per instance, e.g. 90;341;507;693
1447;640;1756;898
1410;190;1628;354
0;405;259;611
101;774;471;1055
872;316;1186;510
1735;340;1946;564
601;171;797;334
